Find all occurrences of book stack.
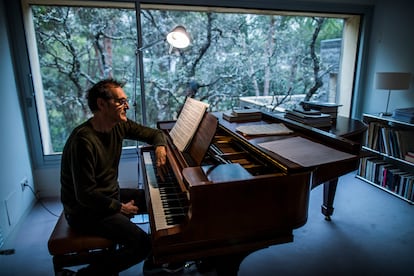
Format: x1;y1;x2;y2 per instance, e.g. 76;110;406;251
284;107;332;128
223;108;262;122
300;101;341;121
392;107;414;124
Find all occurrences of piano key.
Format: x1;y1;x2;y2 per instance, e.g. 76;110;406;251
143;151;188;230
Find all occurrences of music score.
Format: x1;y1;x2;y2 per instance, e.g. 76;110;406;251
169;97;209;152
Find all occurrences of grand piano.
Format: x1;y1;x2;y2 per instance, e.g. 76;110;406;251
139;109;366;274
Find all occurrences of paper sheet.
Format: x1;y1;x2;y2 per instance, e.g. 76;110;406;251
258;136;356;167
169;97;209;152
236;123;293;136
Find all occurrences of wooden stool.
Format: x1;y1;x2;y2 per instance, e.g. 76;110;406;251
47;213;115;275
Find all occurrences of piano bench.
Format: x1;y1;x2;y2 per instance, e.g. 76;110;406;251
47;213;116;275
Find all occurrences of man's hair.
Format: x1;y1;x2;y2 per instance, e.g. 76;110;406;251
87;79;124;112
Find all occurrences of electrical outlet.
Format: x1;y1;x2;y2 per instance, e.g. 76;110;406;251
20;177;28;191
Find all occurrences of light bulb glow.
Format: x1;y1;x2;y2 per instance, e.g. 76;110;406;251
166;26;190;49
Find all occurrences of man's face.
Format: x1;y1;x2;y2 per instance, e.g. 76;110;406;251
104;86;130;123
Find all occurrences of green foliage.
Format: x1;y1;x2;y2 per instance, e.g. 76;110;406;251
32;6;137;152
31;5;344;153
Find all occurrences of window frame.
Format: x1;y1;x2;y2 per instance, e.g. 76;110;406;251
16;0;373;169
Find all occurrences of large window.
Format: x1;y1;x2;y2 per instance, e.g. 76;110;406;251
139;6;353;128
25;3;138;154
21;0;362;166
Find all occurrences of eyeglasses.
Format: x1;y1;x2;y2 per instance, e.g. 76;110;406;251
111;97;129;106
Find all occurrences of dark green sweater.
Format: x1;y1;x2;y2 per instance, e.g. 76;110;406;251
60;118;166;218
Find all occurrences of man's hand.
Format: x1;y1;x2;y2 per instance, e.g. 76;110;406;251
155;146;167;182
155;146;167;166
120;200;138;215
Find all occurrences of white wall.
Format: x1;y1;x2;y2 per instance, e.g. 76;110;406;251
0;0;36;244
35;156;140;198
361;0;414;114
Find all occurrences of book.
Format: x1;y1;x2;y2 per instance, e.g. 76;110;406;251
372;159;388;184
285;110;332;128
397;173;413;196
286;109;330;119
392;107;414;123
396;131;414;158
231;108;262;116
393;107;414;115
385;168;402;192
300;101;341;119
380;127;390;155
301;101;341;110
169;97;209;152
404;153;414;163
407;151;414;157
223;108;262;122
378;163;393;186
405;176;414;201
292;106;321;115
358;157;377;178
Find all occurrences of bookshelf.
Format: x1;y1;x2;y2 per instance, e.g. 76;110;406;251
357;113;414;204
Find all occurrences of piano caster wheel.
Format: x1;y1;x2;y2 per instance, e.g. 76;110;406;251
325;215;331;221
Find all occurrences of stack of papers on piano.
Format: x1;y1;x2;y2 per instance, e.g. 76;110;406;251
392;107;414;123
285;107;332;128
223;108;262;122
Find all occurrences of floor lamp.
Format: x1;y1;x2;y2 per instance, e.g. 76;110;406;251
375;72;412;116
133;25;190;221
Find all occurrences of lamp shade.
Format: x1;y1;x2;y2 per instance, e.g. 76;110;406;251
375;72;411;90
166;26;190;49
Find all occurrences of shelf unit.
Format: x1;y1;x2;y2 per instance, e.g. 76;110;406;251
357;113;414;204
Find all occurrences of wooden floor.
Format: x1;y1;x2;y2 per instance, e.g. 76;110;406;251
1;171;413;276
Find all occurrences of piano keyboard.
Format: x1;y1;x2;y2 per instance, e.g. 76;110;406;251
143;151;189;231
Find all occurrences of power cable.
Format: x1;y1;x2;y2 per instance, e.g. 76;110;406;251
24;184;60;217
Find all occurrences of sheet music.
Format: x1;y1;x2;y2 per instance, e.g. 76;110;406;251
169;97;209;152
258;136;356;167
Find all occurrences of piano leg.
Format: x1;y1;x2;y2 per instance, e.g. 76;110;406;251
321;178;338;221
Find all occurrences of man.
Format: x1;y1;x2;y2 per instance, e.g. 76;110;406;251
60;79;167;275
